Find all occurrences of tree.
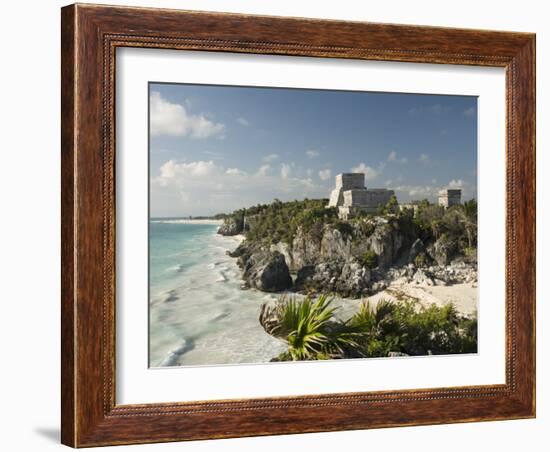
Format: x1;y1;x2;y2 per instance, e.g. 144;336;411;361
385;194;399;214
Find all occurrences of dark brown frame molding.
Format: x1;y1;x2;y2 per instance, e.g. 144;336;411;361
61;3;536;447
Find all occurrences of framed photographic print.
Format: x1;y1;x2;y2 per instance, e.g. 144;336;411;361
61;3;536;447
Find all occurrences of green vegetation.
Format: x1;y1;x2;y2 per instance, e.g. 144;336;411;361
414;253;427;267
377;194;400;215
360;250;378;269
223;196;477;262
259;295;357;360
413;199;478;252
261;295;477;361
234;198;338;245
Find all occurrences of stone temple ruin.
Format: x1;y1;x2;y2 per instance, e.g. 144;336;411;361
328;173;395;220
327;173;463;220
438;189;462;208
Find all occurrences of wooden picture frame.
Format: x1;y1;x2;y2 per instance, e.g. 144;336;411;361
61;3;535;447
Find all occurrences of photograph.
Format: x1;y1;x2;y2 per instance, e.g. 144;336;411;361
148;83;479;367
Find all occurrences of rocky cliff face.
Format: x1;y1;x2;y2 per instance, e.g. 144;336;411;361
225;214;476;298
217;215;244;236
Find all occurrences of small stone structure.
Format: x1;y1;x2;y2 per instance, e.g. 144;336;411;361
328;173;395;220
438;189;462;208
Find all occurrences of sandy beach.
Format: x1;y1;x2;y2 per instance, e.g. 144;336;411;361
151;218;224;225
333;281;477;321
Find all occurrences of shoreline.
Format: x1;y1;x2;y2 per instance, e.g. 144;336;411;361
150;226;285;367
151;218;223;225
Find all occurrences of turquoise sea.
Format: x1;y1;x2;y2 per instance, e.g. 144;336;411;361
148;219;286;367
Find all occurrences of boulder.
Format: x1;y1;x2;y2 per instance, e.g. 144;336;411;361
294;259;370;298
269;242;293;271
242;250;292;292
370;280;389;292
335;260;371;297
412;269;434;286
366;222;404;268
294;261;342;294
429;234;458;266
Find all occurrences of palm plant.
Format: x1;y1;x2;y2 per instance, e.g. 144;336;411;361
260;296;478;361
259;295;357;360
348;300;407;357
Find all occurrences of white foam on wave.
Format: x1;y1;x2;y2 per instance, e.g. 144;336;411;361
166;263;186;273
150;227;286;366
158;338;194;367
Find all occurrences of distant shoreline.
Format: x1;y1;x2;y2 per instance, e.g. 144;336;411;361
150;218;223;225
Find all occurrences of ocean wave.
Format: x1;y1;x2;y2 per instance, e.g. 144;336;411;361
216;271;227;282
158;337;196;367
163;290;179;303
165;263;186;273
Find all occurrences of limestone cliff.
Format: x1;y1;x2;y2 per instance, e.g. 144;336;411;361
220;198;477;298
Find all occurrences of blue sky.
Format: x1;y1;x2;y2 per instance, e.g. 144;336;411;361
149;83;477;217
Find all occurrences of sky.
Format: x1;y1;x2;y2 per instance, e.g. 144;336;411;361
149;83;477;217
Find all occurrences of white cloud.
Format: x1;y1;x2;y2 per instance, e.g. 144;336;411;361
237;117;249;126
448;179;465;188
256;164;271;176
152;159;327;216
159;160;220;179
387;151;408;164
306;168;313;177
226;168;247;176
280;163;292;179
394;184;438;199
150;91;225;138
263;153;279;163
318;169;332;181
351;163;379;180
306;149;320;158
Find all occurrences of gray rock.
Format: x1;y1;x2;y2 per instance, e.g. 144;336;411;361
412;269;434;286
371;280;389;293
366;222;405;268
409;238;425;262
269;242;293;270
217;216;244;236
336;260;371;296
242;250;293;292
388;351;409;357
429;234;458;266
294;262;341;294
294;259;371;298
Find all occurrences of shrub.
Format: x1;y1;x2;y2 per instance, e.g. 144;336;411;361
333;221;354;238
261;296;478;361
360;250;378;269
259;295;358;361
414;253;427;267
463;246;477;262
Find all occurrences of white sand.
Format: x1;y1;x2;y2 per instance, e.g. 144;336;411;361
332;282;477;320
